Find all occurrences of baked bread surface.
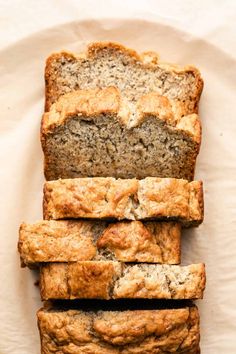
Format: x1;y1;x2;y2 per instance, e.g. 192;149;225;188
42;86;201;181
18;220;181;266
45;41;203;114
43;41;203;181
39;262;206;300
43;177;204;226
37;306;200;353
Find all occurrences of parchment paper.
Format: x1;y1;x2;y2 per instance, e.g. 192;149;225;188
0;16;236;354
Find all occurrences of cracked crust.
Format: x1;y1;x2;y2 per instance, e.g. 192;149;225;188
41;87;201;181
41;71;201;180
39;262;206;300
18;220;181;266
43;177;204;226
42;87;201;142
45;41;203;114
43;42;203;181
37;306;200;353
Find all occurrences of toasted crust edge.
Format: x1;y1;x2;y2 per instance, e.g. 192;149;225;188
42;86;201;144
44;41;204;112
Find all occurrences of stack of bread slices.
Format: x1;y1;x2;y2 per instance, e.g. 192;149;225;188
18;42;206;353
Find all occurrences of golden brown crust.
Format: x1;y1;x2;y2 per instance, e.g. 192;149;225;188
18;220;181;266
39;263;68;299
18;220;97;266
37;306;200;353
43;177;139;220
41;86;201;182
45;41;203;113
97;221;181;264
43;177;204;226
175;114;201;145
69;262;122;300
40;261;122;300
113;263;206;300
137;92;201;144
43;42;203;182
39;262;206;301
42;87;121;135
189;181;204;223
42;87;201;143
137;178;204;225
45;51;77;112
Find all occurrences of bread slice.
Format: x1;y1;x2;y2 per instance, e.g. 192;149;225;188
42;87;201;181
18;220;181;266
45;42;203;115
43;177;204;226
39;262;206;300
37;305;200;354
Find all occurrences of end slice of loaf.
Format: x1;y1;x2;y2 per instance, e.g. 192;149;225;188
42;87;201;181
37;306;200;354
18;220;181;266
45;41;203;115
39;262;206;300
43;177;204;226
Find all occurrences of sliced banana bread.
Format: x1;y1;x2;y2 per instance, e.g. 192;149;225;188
18;220;181;266
37;305;200;354
45;42;203;114
39;262;206;300
43;177;204;226
42;87;201;180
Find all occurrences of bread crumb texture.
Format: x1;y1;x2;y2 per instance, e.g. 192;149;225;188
45;42;203;114
42;86;201;181
43;42;203;181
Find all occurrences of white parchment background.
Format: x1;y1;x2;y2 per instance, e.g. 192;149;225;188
0;1;236;353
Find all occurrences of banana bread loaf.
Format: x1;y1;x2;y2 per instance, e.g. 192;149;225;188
18;220;181;266
37;305;200;354
43;177;204;226
39;262;206;300
45;42;203;114
42;87;201;181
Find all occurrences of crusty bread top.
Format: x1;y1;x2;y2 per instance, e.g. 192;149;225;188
39;262;206;300
45;41;203;114
43;177;204;226
37;306;200;354
42;87;201;144
18;220;181;266
48;41;203;75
